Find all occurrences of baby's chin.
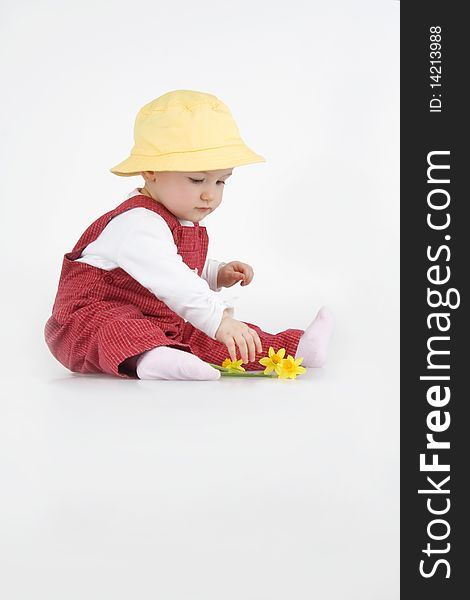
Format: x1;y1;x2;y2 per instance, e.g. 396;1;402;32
172;208;213;222
190;208;212;221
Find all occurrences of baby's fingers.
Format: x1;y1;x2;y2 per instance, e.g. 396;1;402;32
235;335;249;364
248;328;263;354
242;267;254;286
242;331;256;362
225;338;237;362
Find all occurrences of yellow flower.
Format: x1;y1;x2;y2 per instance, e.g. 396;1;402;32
259;346;286;374
221;358;246;372
275;355;306;379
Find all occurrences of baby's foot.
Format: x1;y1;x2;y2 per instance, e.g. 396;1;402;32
296;306;334;368
136;346;220;380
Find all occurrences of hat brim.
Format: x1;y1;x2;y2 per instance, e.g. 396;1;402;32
110;144;266;176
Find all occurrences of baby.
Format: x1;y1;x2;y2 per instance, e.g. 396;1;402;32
44;90;334;380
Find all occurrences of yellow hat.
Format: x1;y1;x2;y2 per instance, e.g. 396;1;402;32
110;90;266;176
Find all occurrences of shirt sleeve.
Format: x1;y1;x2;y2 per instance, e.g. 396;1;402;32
79;208;233;339
201;258;226;291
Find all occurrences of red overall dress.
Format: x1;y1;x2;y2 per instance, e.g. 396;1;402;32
44;194;304;378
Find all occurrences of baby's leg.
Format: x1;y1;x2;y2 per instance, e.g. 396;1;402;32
181;308;333;370
181;321;304;371
135;346;220;380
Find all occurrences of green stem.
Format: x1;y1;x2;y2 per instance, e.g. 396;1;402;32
208;363;275;377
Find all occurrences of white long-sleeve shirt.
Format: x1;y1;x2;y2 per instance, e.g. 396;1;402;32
74;188;233;339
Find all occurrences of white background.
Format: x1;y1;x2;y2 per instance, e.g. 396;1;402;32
0;1;399;598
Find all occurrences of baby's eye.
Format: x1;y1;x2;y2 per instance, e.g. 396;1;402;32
189;177;226;185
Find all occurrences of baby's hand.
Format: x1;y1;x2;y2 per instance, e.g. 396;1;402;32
217;261;254;288
215;314;263;364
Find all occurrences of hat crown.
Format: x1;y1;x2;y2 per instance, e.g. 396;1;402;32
139;89;224;113
110;89;266;176
133;90;240;156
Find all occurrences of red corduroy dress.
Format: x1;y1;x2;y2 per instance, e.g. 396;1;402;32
44;194;304;378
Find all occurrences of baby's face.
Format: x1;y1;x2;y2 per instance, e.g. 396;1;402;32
142;169;233;222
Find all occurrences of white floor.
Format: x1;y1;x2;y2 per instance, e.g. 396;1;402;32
1;0;399;596
1;286;399;600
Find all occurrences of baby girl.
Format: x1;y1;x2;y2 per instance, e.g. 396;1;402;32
44;90;333;380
